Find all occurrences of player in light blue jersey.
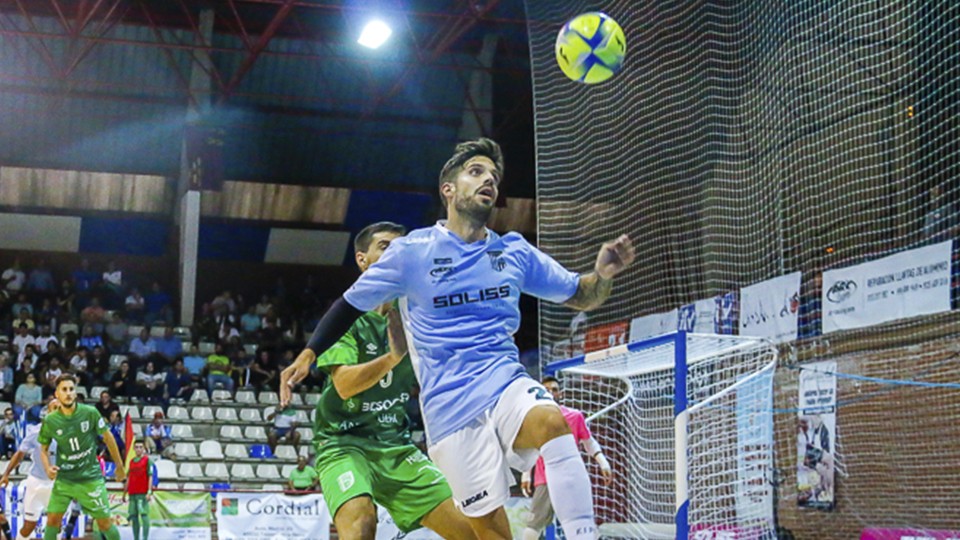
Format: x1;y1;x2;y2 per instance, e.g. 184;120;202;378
282;138;635;540
0;400;61;540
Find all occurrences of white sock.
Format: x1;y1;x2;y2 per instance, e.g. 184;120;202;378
541;434;597;540
522;527;541;540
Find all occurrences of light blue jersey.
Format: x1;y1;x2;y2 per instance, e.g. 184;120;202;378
18;423;57;480
343;222;579;443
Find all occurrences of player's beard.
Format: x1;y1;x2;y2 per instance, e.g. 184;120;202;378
453;190;493;226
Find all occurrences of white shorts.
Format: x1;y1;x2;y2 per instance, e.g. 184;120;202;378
21;474;54;521
428;376;559;517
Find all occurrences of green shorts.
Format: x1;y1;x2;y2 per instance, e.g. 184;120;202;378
315;436;452;533
128;494;149;517
47;478;111;519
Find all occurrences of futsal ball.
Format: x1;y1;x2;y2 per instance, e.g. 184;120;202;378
555;12;626;84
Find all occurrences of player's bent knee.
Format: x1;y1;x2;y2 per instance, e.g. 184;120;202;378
335;497;377;540
519;406;570;448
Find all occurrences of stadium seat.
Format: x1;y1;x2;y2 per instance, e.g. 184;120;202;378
141;405;163;418
173;326;192;341
230;464;256;481
119;404;139;419
224;444;247;460
243;426;267;440
215;408;238;422
109;355;128;372
149;326;165;338
239;408;262;423
261;484;285;492
309;409;316;423
204;462;229;480
289;393;303;406
89;386;108;400
198;341;216;354
280;464;297;478
157;482;180;491
155;461;178;481
127;325;144;337
170;424;194;439
190;406;214;422
304;393;320;405
211;389;232;402
298;446;310;458
243;343;257;355
274;445;297;461
299;428;314;442
235;390;256;405
181;482;205;491
174;442;198;459
256;464;281;480
219;425;244;441
167;406;190;421
103;462;117;479
17;462;31;475
210;483;231;495
199;440;224;460
259;391;279;405
249;444;273;459
293;410;309;423
59;323;79;336
189;390;210;404
263;406;276;420
178;463;204;480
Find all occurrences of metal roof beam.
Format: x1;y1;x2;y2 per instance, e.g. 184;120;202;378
220;0;296;101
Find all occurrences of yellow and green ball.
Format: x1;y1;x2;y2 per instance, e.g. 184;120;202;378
555;12;626;84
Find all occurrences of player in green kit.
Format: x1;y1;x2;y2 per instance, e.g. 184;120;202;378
39;374;126;540
281;222;475;540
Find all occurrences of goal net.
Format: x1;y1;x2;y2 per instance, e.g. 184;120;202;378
545;332;778;540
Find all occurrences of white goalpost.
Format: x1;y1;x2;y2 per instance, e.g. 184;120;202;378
544;332;779;540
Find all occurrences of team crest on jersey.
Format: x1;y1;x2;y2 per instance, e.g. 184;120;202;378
365;343;378;355
81;421;90;432
487;250;506;272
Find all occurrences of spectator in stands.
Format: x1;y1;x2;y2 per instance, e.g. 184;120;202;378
136;361;165;403
287;455;319;492
105;313;128;353
14;357;35;386
18;344;38;375
182;344;206;382
101;260;123;308
69;346;91;387
260;318;283;351
0;356;11;401
78;324;105;350
211;290;236;316
14;372;42;419
34;325;58;354
125;287;146;324
42;357;64;397
129;327;157;363
2;257;25;297
72;257;99;304
240;306;261;338
56;278;76;319
145;411;175;459
215;307;237;343
35;299;58;334
154;327;183;368
205;343;234;396
144;282;172;327
26;258;55;297
12;323;35;367
232;347;252;388
80;297;107;334
89;345;110;386
110;359;135;398
11;293;33;317
249;349;278;392
0;408;16;458
192;304;218;343
38;340;62;368
266;404;301;453
13;309;35;331
96;390;120;419
108;409;126;459
255;294;273;317
164;358;195;403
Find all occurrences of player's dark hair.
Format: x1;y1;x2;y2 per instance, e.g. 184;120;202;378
354;222;407;253
438;138;505;194
542;375;560;386
55;373;78;388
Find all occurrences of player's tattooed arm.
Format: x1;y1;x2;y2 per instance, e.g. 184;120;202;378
564;235;635;311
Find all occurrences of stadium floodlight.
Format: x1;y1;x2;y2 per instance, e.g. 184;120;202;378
358;19;392;49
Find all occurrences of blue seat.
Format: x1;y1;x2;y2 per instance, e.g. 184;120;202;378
103;461;117;479
210;482;231;498
248;444;273;459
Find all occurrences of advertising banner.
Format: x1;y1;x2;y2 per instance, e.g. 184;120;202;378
678;297;720;334
584;321;629;352
216;492;330;540
797;361;837;510
113;491;211;540
739;272;801;344
629;309;678;342
822;241;952;333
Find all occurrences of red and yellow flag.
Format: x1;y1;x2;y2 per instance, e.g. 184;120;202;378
123;412;136;469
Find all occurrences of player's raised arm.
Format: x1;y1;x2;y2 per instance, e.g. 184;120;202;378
564;234;635;311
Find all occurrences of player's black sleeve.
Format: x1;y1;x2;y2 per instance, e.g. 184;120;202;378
305;297;364;356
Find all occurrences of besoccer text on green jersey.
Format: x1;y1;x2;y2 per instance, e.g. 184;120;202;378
314;310;416;445
38;404;109;483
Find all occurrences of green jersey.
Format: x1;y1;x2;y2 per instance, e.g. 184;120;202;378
38;403;108;483
314;310;416;444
